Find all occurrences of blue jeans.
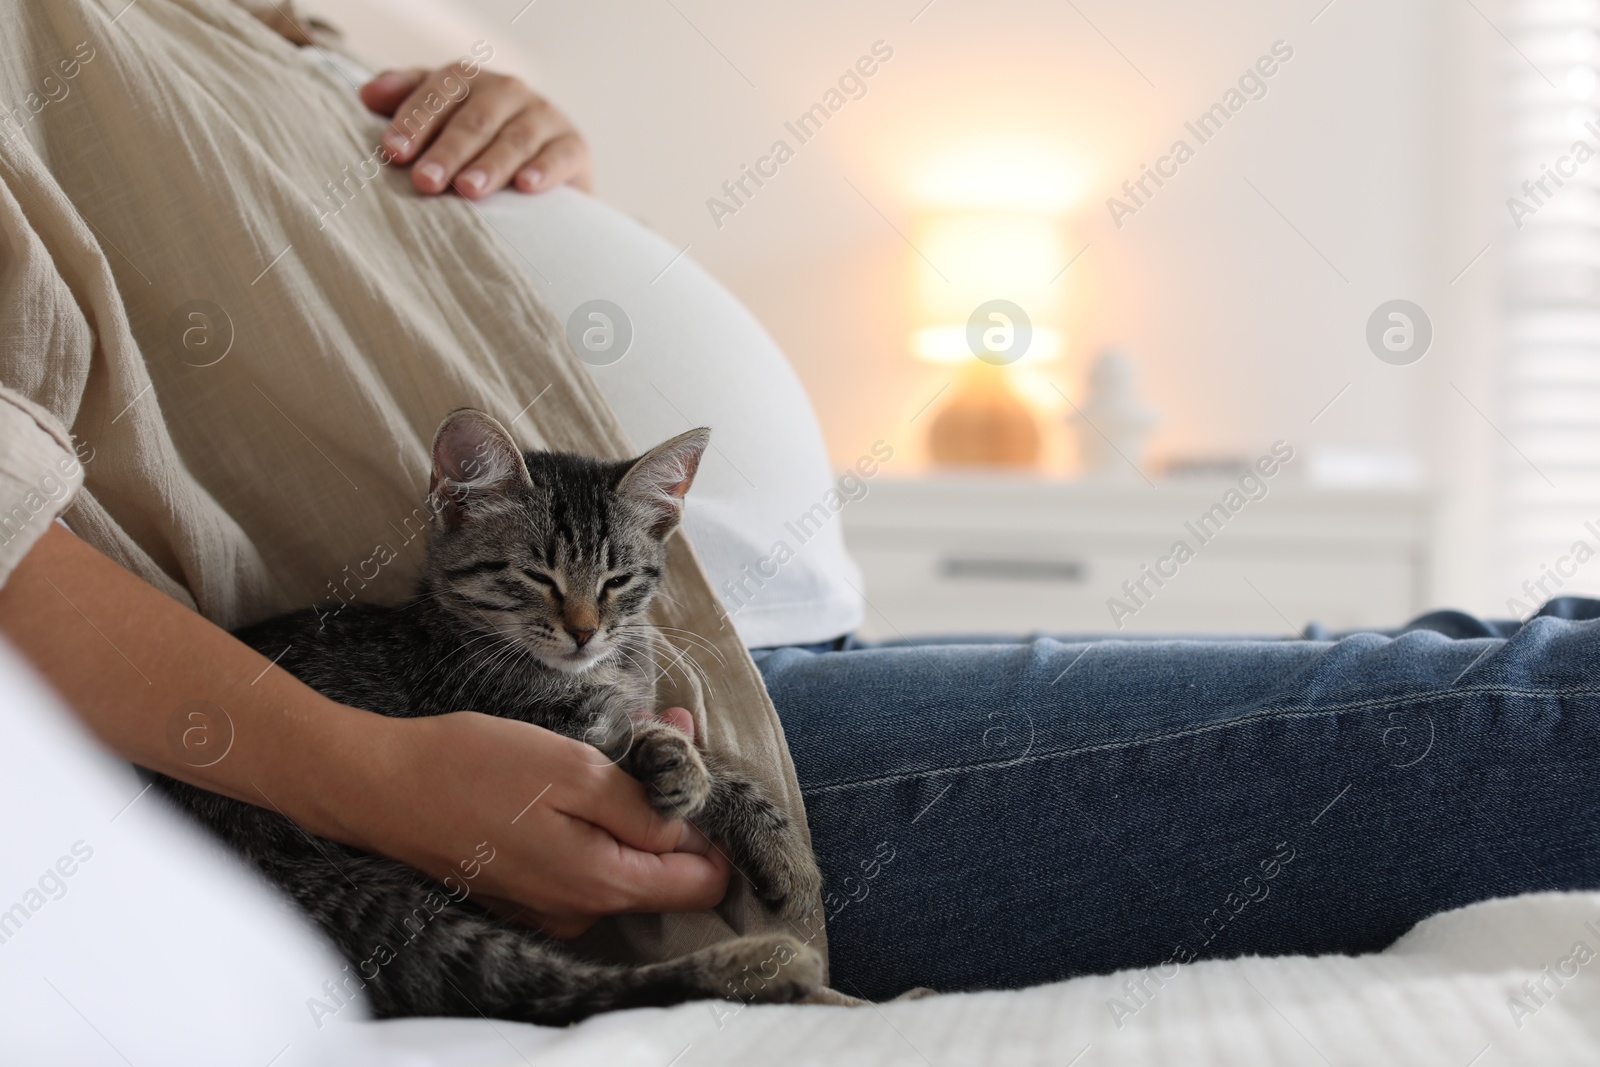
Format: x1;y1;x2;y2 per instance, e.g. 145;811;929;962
752;599;1600;1001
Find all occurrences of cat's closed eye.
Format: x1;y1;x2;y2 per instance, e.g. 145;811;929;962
602;574;632;592
520;568;562;596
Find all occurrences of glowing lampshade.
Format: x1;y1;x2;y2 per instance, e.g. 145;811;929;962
910;208;1066;366
902;139;1082;466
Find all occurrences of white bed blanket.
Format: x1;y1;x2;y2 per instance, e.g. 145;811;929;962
364;890;1600;1067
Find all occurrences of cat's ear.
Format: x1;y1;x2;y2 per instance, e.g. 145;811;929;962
616;427;709;539
428;408;531;528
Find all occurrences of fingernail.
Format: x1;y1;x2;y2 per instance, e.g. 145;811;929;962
459;168;486;192
370;71;407;90
518;168;543;189
417;161;446;186
383;130;408;156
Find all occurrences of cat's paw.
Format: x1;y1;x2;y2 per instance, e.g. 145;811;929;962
702;773;824;920
752;834;824;922
631;729;712;818
704;934;825;1003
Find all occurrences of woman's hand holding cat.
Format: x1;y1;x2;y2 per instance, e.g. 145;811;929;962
360;66;593;199
359;710;731;938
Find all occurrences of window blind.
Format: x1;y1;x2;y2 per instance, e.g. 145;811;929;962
1502;0;1600;614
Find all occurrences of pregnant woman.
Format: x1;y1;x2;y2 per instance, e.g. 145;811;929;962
3;0;1598;1016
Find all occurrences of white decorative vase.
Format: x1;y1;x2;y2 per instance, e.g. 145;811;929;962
1069;348;1158;480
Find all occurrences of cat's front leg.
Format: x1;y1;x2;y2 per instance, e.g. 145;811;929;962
695;762;823;921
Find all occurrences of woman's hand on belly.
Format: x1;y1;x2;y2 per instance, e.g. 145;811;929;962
359;65;593;200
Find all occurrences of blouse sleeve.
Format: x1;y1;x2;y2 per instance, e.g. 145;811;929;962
0;388;84;581
0;173;89;584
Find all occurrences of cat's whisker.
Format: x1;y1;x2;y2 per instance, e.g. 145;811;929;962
435;627;514;670
636;624;727;667
614;642;668;689
625;630;685;690
431;628;523;695
650;588;687;612
618;624;718;696
459;638;532;700
486;639;533;682
660;642;720;690
610;646;657;686
654;638;714;699
615;624;723;680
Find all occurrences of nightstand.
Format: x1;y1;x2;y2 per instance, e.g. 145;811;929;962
840;475;1432;639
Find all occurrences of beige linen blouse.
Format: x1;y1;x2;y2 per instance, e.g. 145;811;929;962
0;0;822;970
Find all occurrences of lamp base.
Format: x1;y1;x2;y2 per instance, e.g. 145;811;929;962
927;363;1041;467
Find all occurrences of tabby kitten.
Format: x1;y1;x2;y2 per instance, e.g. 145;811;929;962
157;408;823;1024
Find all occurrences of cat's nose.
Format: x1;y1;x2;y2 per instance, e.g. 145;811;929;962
565;625;596;648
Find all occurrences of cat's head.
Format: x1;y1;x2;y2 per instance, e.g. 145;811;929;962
423;408;708;674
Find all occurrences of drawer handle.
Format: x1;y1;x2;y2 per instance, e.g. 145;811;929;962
938;557;1085;582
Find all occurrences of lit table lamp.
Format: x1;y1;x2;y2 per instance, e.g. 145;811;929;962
912;207;1066;467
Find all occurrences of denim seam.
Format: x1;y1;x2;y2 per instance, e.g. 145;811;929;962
798;684;1599;796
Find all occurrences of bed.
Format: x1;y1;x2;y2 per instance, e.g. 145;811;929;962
363;891;1600;1066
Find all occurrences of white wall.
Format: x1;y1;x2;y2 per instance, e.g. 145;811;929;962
310;0;1509;615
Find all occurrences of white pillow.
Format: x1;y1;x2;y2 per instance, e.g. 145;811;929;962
0;640;377;1066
